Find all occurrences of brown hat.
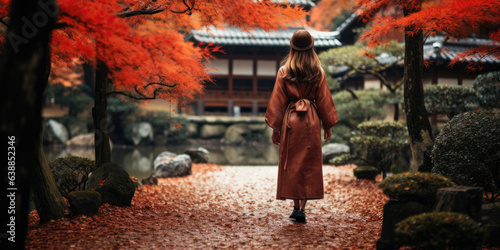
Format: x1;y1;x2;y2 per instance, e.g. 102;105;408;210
290;30;314;51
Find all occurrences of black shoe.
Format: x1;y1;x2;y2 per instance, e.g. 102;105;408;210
295;209;306;223
289;206;299;219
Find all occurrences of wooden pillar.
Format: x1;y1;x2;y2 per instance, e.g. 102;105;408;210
252;101;258;116
228;100;234;116
228;54;233;98
252;57;258;97
196;100;204;116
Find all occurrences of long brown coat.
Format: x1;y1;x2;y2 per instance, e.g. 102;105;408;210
265;67;338;200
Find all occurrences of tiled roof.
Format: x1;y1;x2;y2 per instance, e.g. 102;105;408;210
271;0;315;7
424;36;500;64
191;26;342;48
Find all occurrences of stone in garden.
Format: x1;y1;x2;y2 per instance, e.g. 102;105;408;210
44;119;69;144
153;151;177;166
66;133;113;149
224;124;250;144
377;200;432;250
49;156;96;197
67;191;102;216
152;154;192;178
141;176;158;185
85;162;136;206
200;124;227;139
124;122;154;145
184;147;209;163
322;143;350;164
435;186;483;222
353;166;378;180
482;202;500;247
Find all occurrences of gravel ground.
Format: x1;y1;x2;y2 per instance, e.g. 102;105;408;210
27;164;388;249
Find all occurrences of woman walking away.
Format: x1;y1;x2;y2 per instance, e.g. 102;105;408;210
265;29;338;223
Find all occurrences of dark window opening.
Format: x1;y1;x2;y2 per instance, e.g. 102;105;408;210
204;106;228;113
205;78;228;90
257;79;275;92
233;78;253;91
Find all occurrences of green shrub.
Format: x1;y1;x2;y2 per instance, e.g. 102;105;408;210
395;212;482;249
331;121;409;178
431;110;500;202
137;113;190;143
353;166;378;180
379;173;455;204
424;85;478;119
472;71;500;110
49;156;97;197
333;90;387;128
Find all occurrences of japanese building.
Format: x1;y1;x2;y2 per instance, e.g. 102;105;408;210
187;0;360;116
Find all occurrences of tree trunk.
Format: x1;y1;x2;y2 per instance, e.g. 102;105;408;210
32;126;67;224
403;4;433;173
393;103;400;121
93;59;112;166
0;0;58;247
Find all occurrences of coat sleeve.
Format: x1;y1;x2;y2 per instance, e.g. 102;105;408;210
265;69;288;131
316;72;338;130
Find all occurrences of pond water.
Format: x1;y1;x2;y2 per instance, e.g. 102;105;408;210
44;143;280;181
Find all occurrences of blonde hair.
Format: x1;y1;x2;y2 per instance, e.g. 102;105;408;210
282;48;323;83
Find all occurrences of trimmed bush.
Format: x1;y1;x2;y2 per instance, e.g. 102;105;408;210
424;85;478;119
49;156;96;197
395;212;482;249
353;166;378;180
472;71;500;110
331;121;408;178
379;173;455;204
431;110;500;201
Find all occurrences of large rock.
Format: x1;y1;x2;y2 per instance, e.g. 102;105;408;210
152;153;192;177
224;124;250;144
49;156;97;197
200;124;227;139
322;143;350;164
184;147;209;163
124;122;154;145
153;151;177;166
67;191;102;216
44;119;69;144
85;162;135;206
66;133;113;149
435;186;483;222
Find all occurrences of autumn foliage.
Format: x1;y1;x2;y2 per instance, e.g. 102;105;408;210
26;164;389;248
354;0;500;68
0;0;305;105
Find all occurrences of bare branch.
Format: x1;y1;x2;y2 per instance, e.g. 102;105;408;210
107;88;163;100
0;16;8;27
145;82;177;88
117;8;165;18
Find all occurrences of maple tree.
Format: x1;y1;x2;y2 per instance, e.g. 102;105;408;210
314;0;500;172
0;1;58;248
0;0;305;247
310;0;353;31
353;0;500;172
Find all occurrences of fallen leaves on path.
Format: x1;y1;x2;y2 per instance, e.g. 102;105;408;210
26;164;389;249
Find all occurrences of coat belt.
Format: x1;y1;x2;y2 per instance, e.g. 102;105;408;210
283;99;316;170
